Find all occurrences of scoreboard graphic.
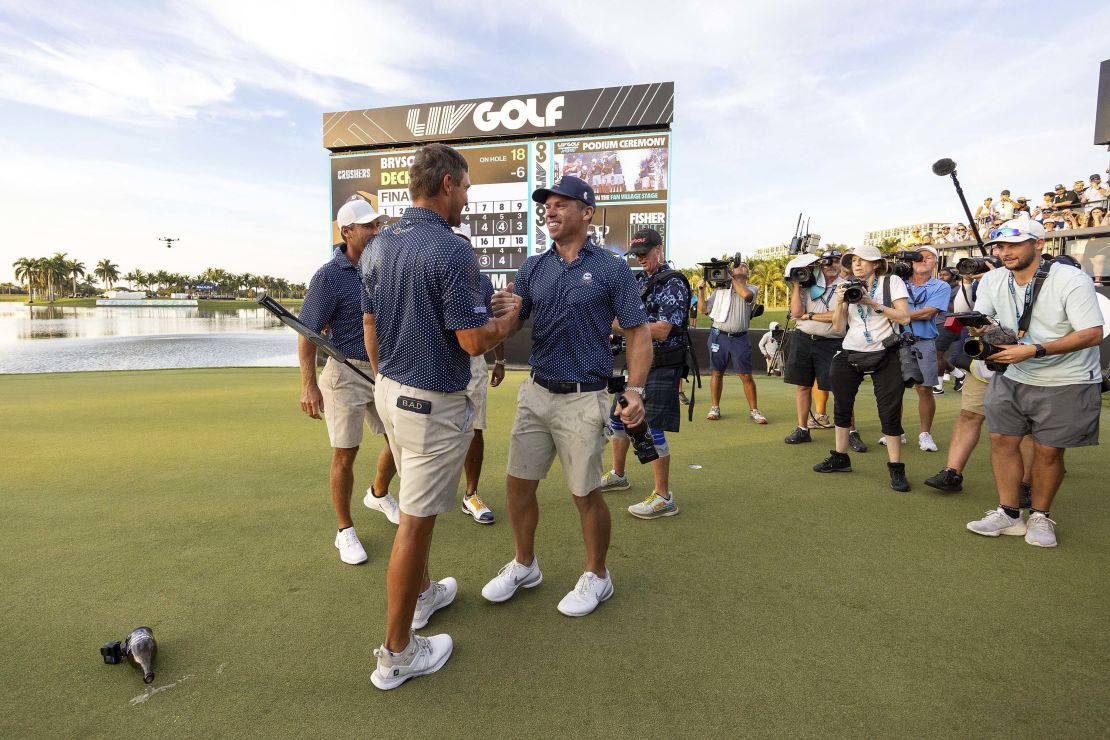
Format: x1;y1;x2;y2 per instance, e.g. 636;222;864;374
325;83;673;283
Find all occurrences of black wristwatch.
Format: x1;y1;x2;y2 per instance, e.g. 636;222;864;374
1034;344;1047;358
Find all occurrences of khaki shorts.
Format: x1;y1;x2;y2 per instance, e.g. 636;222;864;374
960;371;987;416
466;355;489;430
320;358;384;448
506;377;610;497
375;374;473;517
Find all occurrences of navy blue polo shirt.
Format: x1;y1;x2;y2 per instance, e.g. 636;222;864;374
299;246;369;361
362;207;489;392
515;238;648;383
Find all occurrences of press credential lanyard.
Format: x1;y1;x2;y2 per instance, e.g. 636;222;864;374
855;277;881;344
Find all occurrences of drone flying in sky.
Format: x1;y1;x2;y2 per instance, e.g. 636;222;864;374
158;237;179;248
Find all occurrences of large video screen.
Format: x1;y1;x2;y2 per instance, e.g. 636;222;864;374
330;131;670;284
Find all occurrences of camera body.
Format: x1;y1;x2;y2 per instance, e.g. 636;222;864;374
944;311;993;333
963;324;1019;373
887;250;924;281
882;332;915;350
956;256;1002;276
699;258;733;288
788;265;817;286
842;278;868;304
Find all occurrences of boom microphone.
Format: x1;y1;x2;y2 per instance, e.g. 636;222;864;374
931;157;987;256
931;158;956;177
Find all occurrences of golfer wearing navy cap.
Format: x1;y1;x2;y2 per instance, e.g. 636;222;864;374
484;175;652;616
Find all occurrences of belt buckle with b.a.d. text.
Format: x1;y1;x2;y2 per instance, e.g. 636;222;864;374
397;396;431;414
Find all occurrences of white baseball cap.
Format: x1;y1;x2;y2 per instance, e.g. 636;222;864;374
985;218;1046;245
914;245;939;258
769;321;781;331
336;198;386;228
840;244;883;269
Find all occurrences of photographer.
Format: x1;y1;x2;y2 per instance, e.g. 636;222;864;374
782;252;861;448
697;257;767;423
898;245;952;452
812;246;913;491
601;228;690;520
759;322;783;375
964;219;1103;548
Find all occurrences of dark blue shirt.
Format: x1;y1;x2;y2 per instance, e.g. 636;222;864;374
299;247;369;361
639;266;689;349
362;207;489;392
515;238;648;383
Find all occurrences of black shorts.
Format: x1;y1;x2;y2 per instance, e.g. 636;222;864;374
935;326;960;352
644;365;682;433
783;331;842;391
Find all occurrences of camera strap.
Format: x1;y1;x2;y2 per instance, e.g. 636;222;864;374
882;276;903;337
1011;260;1054;340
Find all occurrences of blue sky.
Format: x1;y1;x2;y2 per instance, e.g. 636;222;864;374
2;0;1108;282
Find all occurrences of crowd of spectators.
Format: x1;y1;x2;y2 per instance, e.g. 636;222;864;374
924;174;1109;245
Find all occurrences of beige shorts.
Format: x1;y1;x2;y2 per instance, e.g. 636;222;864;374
506;377;610;497
375;374;473;518
466;355;489;430
320;358;384;448
960;369;987;416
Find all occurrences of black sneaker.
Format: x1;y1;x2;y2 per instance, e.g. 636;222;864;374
953;373;965;392
813;451;852;473
887;462;911;492
924;467;963;492
1019;481;1032;509
847;430;868;453
784;427;812;444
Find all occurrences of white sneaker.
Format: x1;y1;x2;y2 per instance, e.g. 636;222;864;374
364;487;400;525
919;432;939;452
967;508;1027;537
750;409;768;424
1025;512;1058;548
370;632;452;691
412;577;458;629
599;470;631;492
461;493;494;524
334;528;368;565
557;571;614;617
706;406;721;421
878;434;907;446
481;557;543;603
942;373;951;382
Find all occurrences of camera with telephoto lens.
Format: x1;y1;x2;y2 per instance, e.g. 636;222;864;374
842;278;868;304
963;324;1019;373
956;256;1002;276
887;250;924;281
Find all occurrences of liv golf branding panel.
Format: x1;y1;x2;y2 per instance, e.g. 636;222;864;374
325;83;673;283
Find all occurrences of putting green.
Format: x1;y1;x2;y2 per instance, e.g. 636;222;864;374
1;368;1107;737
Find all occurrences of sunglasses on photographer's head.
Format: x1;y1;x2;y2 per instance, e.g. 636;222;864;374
988;227;1037;240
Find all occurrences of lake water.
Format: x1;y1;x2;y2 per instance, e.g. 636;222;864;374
0;304;299;374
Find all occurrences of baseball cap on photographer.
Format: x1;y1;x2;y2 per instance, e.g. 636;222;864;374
985;218;1046;245
531;175;596;208
914;245;939;258
840;244;883;270
627;228;663;255
336;198;386;228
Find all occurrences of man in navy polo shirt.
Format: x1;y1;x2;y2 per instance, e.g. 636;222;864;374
362;144;520;690
298;197;399;567
481;175;651;617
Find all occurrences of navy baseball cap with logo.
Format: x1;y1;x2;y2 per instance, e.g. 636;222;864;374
627;228;663;255
531;175;596;208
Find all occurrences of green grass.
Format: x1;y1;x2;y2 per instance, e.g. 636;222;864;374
1;369;1108;737
695;308;788;329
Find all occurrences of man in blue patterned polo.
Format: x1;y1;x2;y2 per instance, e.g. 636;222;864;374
481;175;652;617
297;197;399;568
600;227;691;520
362;144;520;690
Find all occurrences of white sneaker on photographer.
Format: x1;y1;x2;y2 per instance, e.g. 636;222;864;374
371;632;453;691
364;487;400;525
878;434;907;446
919;432;939;452
334;527;368;565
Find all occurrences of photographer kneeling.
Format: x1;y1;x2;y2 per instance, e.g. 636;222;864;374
813;246;913;491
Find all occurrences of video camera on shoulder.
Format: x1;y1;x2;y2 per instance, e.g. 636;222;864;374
698;252;741;288
886;250;924;280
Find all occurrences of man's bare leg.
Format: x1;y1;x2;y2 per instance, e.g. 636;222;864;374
795;385;812;428
611;437;630;478
505;475;541;566
572;489;610;577
330;446;359;528
739;373;758;411
372;440;396;495
990;433;1024;508
384;513;436;652
464;429;484;495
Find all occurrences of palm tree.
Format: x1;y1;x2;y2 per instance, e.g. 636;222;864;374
94;259;120;289
750;260;786;308
13;257;38;301
65;258;86;297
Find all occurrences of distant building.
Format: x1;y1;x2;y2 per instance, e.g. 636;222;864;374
863;222;950;248
752;243;789;260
